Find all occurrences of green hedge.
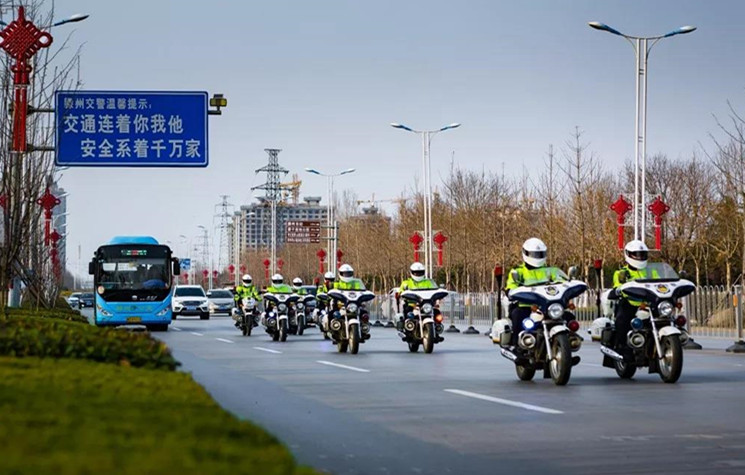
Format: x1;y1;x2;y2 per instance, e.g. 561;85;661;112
0;316;178;370
0;357;314;474
4;306;90;324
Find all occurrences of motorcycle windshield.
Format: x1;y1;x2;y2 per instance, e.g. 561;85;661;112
521;267;569;286
632;262;680;283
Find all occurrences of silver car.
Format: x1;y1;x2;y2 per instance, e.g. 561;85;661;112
207;289;235;315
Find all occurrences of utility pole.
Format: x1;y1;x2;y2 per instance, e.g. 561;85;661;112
252;149;288;275
214;195;234;275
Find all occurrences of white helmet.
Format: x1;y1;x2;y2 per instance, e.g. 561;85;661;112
624;240;649;270
292;277;303;288
323;271;335;282
410;262;426;282
241;274;252;285
338;264;354;283
522;238;547;268
271;273;284;285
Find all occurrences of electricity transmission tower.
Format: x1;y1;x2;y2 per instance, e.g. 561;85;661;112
214;195;234;272
252;149;288;274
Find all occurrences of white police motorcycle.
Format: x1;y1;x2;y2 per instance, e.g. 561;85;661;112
398;289;449;353
262;292;300;342
590;263;695;383
492;267;586;386
326;289;374;354
232;296;259;336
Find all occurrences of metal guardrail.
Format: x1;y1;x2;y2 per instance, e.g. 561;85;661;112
367;286;745;345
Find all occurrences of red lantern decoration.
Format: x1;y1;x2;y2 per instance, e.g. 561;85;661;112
240;264;246;274
228;264;235;273
316;249;327;274
37;187;60;246
610;195;633;250
409;232;423;263
336;249;343;269
262;259;270;279
277;259;284;271
494;265;503;277
647;196;670;251
433;231;448;267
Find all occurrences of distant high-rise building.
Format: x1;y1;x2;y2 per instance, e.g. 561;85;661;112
230;196;327;262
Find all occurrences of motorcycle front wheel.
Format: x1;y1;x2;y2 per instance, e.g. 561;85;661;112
298;315;305;336
550;333;572;386
279;320;288;342
337;338;348;353
658;335;683;383
423;322;435;354
349;323;360;354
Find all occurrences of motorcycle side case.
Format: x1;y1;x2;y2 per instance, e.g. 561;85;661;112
589;317;612;342
491;319;511;346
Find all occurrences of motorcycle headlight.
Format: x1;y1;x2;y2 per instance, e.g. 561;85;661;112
421;303;433;314
547;303;564;320
347;303;358;313
296;303;304;310
278;303;287;312
522;318;536;331
658;301;674;318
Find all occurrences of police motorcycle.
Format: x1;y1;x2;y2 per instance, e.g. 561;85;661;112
232;297;260;336
262;292;300;342
492;267;586;386
326;289;374;354
314;291;332;339
398;289;449;353
590;262;694;383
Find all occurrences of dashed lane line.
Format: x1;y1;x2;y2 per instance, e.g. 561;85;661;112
254;347;282;354
216;338;234;344
170;327;182;331
190;332;203;336
444;389;564;415
316;360;370;373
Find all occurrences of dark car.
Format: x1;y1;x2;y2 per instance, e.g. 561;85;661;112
78;292;95;309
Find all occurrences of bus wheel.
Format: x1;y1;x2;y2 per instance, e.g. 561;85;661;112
148;324;169;332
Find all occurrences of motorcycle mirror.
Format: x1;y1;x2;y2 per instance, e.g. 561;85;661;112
568;266;579;279
679;270;689;279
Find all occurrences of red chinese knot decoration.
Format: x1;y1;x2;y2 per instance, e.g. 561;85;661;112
36;187;60;246
433;231;448;267
647;196;670;251
610;195;633;250
409;232;423;263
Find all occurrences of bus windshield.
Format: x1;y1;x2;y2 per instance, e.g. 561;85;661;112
95;245;171;301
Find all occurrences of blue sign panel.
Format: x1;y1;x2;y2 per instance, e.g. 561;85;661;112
55;91;208;167
180;258;191;270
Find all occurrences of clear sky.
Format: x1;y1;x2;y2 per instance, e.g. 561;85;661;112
52;0;745;276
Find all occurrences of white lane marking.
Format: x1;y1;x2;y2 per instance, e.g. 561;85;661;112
191;332;203;336
444;389;564;415
316;360;370;373
254;347;282;354
216;338;234;344
170;327;182;331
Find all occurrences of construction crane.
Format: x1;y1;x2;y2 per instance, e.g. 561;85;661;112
356;194;413;214
279;173;302;205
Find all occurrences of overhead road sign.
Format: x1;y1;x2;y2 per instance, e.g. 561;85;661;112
55;91;208;167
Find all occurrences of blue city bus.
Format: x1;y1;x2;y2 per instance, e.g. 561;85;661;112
88;236;180;331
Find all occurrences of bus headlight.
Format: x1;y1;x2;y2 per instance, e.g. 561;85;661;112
658;301;674;318
421;303;433;314
156;307;170;316
347;303;358;314
96;304;112;317
547;303;564;320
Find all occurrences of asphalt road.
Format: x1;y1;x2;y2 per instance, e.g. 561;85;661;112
83;309;745;474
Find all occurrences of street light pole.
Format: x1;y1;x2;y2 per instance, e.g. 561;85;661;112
588;21;695;242
305;167;356;273
391;122;460;278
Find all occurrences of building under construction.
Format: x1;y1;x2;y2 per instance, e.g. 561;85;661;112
230;150;327;264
